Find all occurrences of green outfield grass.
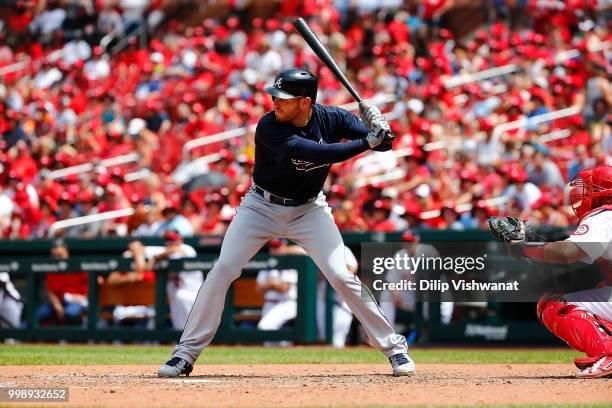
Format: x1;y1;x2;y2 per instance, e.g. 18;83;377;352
0;344;582;365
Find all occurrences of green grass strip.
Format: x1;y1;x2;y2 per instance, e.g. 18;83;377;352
0;345;581;365
314;405;612;408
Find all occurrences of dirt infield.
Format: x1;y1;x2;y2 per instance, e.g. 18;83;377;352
1;364;610;407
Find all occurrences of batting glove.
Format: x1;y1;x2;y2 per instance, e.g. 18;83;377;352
366;118;391;149
360;103;383;130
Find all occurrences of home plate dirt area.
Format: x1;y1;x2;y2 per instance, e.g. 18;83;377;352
1;364;611;407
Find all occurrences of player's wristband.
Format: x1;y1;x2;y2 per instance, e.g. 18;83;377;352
508;241;547;261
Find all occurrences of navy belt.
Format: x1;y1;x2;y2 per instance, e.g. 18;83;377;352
253;185;316;207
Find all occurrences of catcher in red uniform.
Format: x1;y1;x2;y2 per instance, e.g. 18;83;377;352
489;165;612;378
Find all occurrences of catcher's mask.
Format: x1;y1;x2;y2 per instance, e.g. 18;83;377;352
569;165;612;218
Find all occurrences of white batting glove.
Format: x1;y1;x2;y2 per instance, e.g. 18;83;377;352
360;103;383;130
366;118;391;148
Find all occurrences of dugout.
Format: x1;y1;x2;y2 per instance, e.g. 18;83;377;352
0;229;579;345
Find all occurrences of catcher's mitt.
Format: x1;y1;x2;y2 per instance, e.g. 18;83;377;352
487;216;540;244
372;134;394;152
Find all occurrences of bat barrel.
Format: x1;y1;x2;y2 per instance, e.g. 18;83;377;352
293;18;363;103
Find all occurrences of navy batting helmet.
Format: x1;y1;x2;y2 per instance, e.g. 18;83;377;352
265;68;318;101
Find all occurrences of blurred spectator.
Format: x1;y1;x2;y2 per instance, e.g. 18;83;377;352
144;98;170;133
567;145;596;181
334;200;368;231
152;202;193;236
61;31;92;66
181;195;202;232
361;184;385;217
10;140;38;183
584;63;611;126
30;4;66;38
97;2;123;38
476;127;502;166
369;200;398;232
69;191;101;237
99;239;156;327
531;194;569;227
126;193;149;234
0;185;14;234
132;207;158;236
145;230;202;330
461;201;491;229
60;0;95;36
589;97;610;148
526;150;565;189
502;167;542;210
525;94;550;131
56;192;78;221
2;113;26;149
440;202;464;230
31;199;56;238
7;2;34;39
84;46;110;81
36;239;88;326
401;201;423;229
256;238;302;346
197;193;225;235
6;170;39;209
395;154;431;193
245;39;282;82
0;272;23;328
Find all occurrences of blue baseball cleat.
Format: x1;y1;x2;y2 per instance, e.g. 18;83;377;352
389;353;416;377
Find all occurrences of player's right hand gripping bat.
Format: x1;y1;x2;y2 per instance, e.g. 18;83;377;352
293;17;394;152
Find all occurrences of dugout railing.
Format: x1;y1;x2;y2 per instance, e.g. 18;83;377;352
0;231;568;344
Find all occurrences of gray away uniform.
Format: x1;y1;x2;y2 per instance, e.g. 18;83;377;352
171;104;407;363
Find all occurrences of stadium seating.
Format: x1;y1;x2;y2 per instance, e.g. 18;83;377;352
0;1;610;239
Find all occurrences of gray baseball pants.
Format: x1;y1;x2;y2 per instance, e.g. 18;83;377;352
172;187;407;363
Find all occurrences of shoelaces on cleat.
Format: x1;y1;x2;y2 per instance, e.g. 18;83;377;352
390;354;409;366
167;357;183;367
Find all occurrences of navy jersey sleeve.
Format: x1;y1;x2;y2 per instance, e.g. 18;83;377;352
255;113;301;164
290;138;369;164
330;107;369;142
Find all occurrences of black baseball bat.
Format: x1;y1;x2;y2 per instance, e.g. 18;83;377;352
293;17;363;104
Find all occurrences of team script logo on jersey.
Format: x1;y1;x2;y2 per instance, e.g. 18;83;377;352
291;159;331;172
291;135;330;171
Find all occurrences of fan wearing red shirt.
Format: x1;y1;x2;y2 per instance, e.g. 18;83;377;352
10;141;38;183
36;239;88;326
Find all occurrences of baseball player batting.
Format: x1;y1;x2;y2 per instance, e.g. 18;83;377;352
489;165;612;378
158;68;414;377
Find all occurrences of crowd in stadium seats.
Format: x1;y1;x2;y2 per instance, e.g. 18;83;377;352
0;1;610;239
